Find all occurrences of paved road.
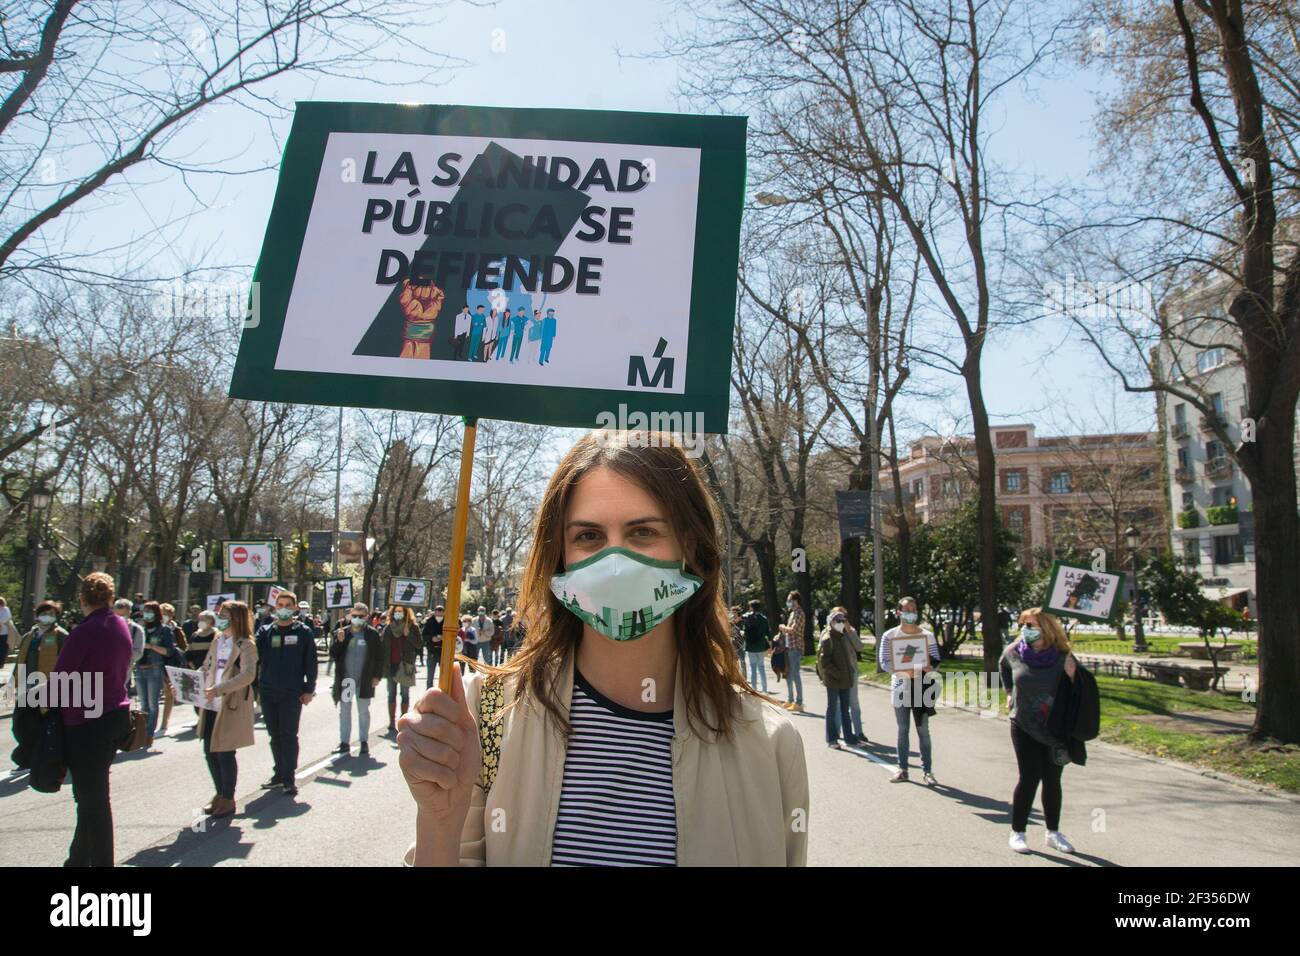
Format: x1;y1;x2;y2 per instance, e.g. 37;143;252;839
1;657;1296;866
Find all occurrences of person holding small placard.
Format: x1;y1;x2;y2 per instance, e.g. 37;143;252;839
877;597;941;785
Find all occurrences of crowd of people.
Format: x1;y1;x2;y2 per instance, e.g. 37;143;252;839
2;431;1099;868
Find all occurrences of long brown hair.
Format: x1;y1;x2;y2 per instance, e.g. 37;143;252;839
1018;607;1071;653
219;600;254;642
482;431;751;739
387;604;416;638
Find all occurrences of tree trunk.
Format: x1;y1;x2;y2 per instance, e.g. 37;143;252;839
1251;399;1300;742
966;363;1001;676
840;535;861;630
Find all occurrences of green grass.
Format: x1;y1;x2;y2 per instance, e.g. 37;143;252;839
808;646;1298;793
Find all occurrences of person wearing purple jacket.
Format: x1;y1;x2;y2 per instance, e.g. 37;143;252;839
53;572;132;867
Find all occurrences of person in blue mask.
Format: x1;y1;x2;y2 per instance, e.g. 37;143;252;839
396;430;809;866
877;597;940;783
1000;607;1080;856
135;601;176;749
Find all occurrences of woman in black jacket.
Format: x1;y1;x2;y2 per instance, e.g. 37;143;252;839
331;603;384;756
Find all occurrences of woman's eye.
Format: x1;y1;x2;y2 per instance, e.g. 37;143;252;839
574;529;602;543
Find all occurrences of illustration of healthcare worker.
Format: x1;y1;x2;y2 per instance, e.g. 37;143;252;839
483;308;499;362
468;305;486;362
525;309;544;365
540;307;557;365
508;307;528;363
495;308;513;360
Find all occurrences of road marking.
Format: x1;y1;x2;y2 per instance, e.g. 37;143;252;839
3;770;29;783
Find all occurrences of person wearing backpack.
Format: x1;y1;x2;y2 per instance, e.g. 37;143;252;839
877;596;940;784
741;600;771;692
815;613;860;749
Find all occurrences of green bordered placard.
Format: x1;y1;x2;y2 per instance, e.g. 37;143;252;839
230;102;746;434
389;576;433;608
1042;560;1127;624
221;539;282;584
323;577;355;609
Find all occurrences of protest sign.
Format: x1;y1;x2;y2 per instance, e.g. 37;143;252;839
206;593;237;612
229;103;745;433
307;530;334;563
390;577;432;608
324;577;354;609
222;540;280;583
166;666;216;711
1044;561;1127;623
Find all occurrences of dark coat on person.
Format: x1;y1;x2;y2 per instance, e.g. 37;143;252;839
330;625;384;703
1047;661;1100;765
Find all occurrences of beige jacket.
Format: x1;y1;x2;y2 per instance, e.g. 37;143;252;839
405;654;809;866
197;635;258;752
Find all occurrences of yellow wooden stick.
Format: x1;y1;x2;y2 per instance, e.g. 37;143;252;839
439;417;478;693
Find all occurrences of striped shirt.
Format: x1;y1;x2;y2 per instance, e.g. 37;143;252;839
550;670;677;867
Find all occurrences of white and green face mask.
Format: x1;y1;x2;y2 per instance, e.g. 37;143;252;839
550;546;703;641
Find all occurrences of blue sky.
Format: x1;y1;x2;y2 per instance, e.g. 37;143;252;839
59;0;1153;450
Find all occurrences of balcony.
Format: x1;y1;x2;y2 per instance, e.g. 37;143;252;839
1206;505;1239;526
1205;457;1233;480
1177;509;1200;529
1200;413;1228;434
1174;466;1194;483
1170;421;1189;439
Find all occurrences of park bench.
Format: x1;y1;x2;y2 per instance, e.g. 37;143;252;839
1176;642;1244;661
1139;659;1229;691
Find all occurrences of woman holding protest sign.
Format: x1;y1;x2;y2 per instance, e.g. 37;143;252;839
397;431;808;866
877;597;940;784
198;600;259;819
1000;607;1079;855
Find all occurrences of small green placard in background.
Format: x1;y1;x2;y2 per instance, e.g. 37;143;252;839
230;102;746;434
1042;560;1127;624
221;539;281;584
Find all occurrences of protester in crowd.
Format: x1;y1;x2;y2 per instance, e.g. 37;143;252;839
113;599;145;694
135;600;175;748
728;605;745;665
777;590;805;712
397;431;808;866
55;572;132;866
130;593;145;621
157;602;186;736
1000;607;1080;855
381;605;420;734
815;606;860;749
181;605;202;644
186;610;216;669
998;605;1013;645
468;605;493;664
423;605;446;688
740;599;771;692
199;600;258;819
332;603;383;756
0;597;17;671
830;606;867;743
10;600;69;769
498;606;515;660
506;613;524;661
255;590;317;796
489;609;505;665
878;596;940;784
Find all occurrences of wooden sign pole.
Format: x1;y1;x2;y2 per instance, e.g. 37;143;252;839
438;416;478;693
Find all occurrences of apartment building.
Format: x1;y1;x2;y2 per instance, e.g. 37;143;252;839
879;424;1167;577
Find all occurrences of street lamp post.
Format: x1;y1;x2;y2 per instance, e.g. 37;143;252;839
1126;525;1147;652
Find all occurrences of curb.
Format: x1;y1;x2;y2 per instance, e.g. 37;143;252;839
848;671;1300;804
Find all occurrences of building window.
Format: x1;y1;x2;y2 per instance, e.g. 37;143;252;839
1007;510;1024;534
1005;471;1022;492
1177;447;1190;471
1207;439;1226;462
1174;403;1187;426
942;479;956;497
1214;534;1244;565
1197;348;1227;373
1049;471;1072;494
1210;392;1225;415
1182;538;1199;566
1181;491;1194;510
1212;486;1236;507
911;479;924;499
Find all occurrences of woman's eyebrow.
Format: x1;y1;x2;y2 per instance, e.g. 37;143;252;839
624;516;667;526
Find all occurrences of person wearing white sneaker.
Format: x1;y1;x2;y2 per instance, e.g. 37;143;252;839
1000;608;1078;856
878;597;940;785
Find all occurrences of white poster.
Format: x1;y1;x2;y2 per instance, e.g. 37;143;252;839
891;633;930;672
324;577;354;609
223;540;279;583
273;133;700;394
390;577;431;607
166;666;217;711
206;592;237;612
